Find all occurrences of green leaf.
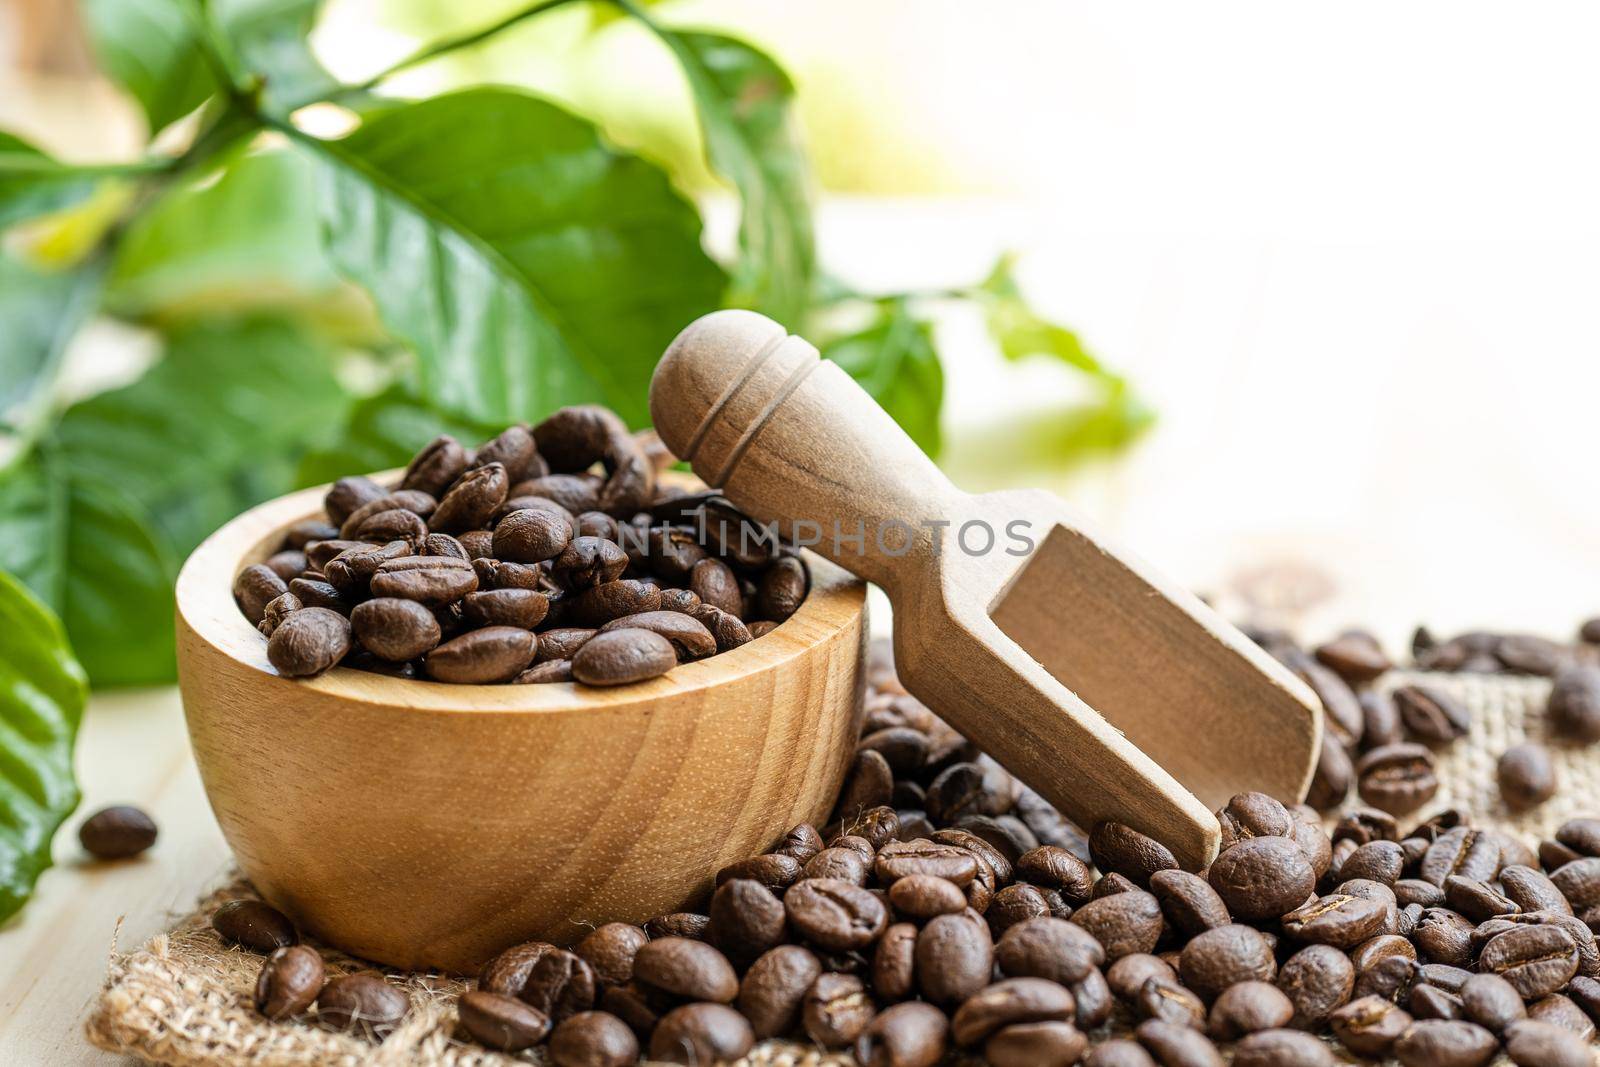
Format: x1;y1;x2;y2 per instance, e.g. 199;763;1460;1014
0;452;176;688
213;0;339;112
0;133;101;229
301;87;726;427
0;570;86;923
978;252;1108;378
107;147;337;316
81;0;218;135
821;298;944;458
640;25;814;326
54;317;350;559
0;254;103;457
297;382;504;487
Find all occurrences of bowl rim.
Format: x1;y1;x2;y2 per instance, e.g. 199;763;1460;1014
176;471;866;714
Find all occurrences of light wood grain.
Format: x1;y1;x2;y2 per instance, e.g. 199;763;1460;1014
175;476;867;973
652;310;1323;870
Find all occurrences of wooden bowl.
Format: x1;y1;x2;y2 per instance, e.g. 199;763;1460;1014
174;476;867;973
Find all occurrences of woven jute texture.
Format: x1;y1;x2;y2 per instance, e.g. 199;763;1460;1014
84;671;1597;1066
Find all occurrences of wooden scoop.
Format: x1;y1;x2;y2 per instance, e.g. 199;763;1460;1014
650;310;1321;869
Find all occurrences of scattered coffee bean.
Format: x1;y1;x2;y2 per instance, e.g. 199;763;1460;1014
78;805;158;859
213;899;297;951
254;945;324;1020
1355;743;1440;814
316;974;409;1036
457;989;551;1051
649;1002;753;1064
1498;742;1557;810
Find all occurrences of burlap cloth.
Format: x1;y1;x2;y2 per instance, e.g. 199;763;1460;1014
84;671;1600;1065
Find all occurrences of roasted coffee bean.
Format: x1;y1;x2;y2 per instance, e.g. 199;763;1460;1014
515;659;573;683
1135;977;1205;1028
569;627;675;686
1330;994;1413;1057
737;944;821;1038
266;606;351;677
995;916;1104;985
692;604;751;652
458;588;549;630
1409;982;1464;1020
1090;821;1179;887
1280;893;1387;948
649;1002;753;1064
317;974;409;1036
457;989;552;1051
1393;1019;1497;1067
480;942;596;1021
1133;1018;1222;1067
1395;685;1471;743
78;805;158;859
1231;1028;1333;1067
253;944;324;1020
1085;1040;1158;1067
1498;742;1557;810
1441;875;1515;922
1355;743;1439;815
1012;849;1091;908
1488;829;1539;870
757;556;807;622
1216;792;1294;848
803;972;875;1048
872;923;918;1003
1315;630;1392;684
1106;954;1176;1002
803;847;869;885
1394;878;1445;908
771;823;824;863
930;826;1014;885
425;626;537;683
716;853;804;894
1500;864;1571;916
597;611;715;662
1528;992;1596;1038
687;557;741;616
353;504;428;546
707;879;786;967
914;910;993;1005
984;1020;1087;1067
631;937;738;1003
986;883;1052;937
855;1000;948;1067
1420;827;1500;886
950;977;1076;1047
304;538;368;572
643;913;710;941
1550;666;1600;740
211;903;297;963
323;540;410;595
491;506;572;565
873;839;977;886
548;1010;639;1067
1350;933;1416;973
1207;836;1314;920
1459;973;1526;1033
553;536;629;590
401;435;469;496
324;476;387;526
1180;924;1276;1001
1146;870;1229;937
832;749;894;822
1479;924;1579;999
1306;734;1354;811
258;591;302;637
1339;840;1405;885
430;463;509;533
1072;889;1164;962
785;878;887;951
369;555;477;605
574;923;647;990
1504;1019;1594;1067
350;597;440;662
567;580;662;627
1413;907;1475;966
925;761;1013;824
1206;980;1292;1039
888;874;967;920
234;564;288;624
1276;944;1353;1028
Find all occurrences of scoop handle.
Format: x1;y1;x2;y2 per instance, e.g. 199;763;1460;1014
650;310;957;590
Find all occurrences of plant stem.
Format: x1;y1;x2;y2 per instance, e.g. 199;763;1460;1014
308;0;583;105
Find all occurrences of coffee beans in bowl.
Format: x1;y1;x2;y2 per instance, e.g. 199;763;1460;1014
231;406;807;686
